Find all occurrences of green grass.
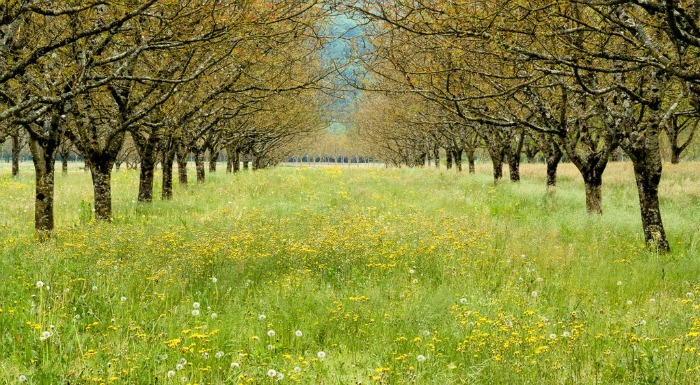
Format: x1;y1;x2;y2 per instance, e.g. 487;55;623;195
1;161;699;384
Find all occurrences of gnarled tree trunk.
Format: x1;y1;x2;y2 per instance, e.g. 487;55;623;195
162;148;176;200
177;144;189;187
194;148;205;183
28;135;58;235
11;131;20;177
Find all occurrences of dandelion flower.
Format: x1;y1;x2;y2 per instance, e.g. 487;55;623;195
192;302;200;309
459;298;467;304
293;366;301;373
211;277;217;283
686;292;694;298
650;298;656;304
36;281;44;288
549;333;557;339
267;329;276;337
277;372;284;381
537;277;544;282
409;269;415;274
179;358;187;365
295;330;303;337
215;351;225;359
531;291;538;298
176;363;184;370
627;300;633;305
411;278;418;284
617;281;623;286
210;313;218;319
120;296;127;302
417;354;426;362
258;314;266;320
317;351;326;360
230;362;240;369
167;370;175;378
91;285;98;291
562;331;570;338
18;375;27;382
40;331;52;341
267;369;277;377
191;309;200;316
202;352;209;359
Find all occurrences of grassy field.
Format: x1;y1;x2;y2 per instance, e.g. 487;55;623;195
1;161;699;384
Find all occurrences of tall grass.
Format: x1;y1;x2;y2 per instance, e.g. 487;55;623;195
0;161;699;384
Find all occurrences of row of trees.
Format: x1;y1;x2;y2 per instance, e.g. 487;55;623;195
344;0;700;253
1;1;331;235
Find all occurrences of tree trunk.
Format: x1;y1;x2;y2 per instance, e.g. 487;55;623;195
466;148;475;174
90;159;114;221
194;149;205;183
28;136;58;236
433;147;440;168
138;152;156;203
670;148;681;164
209;151;218;172
453;149;463;172
445;150;453;170
545;145;562;191
177;145;189;187
508;152;520;182
233;150;240;172
162;149;176;200
624;127;671;253
491;154;503;183
61;155;68;175
243;158;249;170
579;169;604;214
11;132;20;177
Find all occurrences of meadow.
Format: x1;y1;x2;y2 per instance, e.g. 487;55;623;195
0;161;699;384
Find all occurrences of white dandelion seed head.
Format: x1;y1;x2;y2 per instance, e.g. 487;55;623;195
562;331;570;338
167;370;175;378
549;333;557;339
36;281;44;288
202;352;209;359
459;298;467;304
179;358;187;365
537;277;544;282
258;314;266;320
617;281;623;286
191;309;200;316
210;312;218;319
276;372;284;381
409;269;415;274
650;298;656;303
120;296;127;302
230;362;240;369
92;285;98;291
627;300;633;305
267;329;276;337
192;302;200;309
686;292;694;298
211;277;217;283
18;375;27;382
215;351;225;359
176;363;184;370
531;291;538;298
411;278;418;284
295;330;303;337
293;366;301;373
40;330;52;341
317;351;326;360
267;369;277;377
417;354;426;362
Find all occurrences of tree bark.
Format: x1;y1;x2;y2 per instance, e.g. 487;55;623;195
466;148;475;174
177;144;189;187
28;135;58;236
90;159;114;221
134;134;159;203
453;149;463;172
508;152;520;182
583;175;603;215
545;145;562;191
11;131;20;177
209;151;218;172
445;150;453;170
623;126;671;253
162;148;176;200
194;148;205;183
491;154;503;183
